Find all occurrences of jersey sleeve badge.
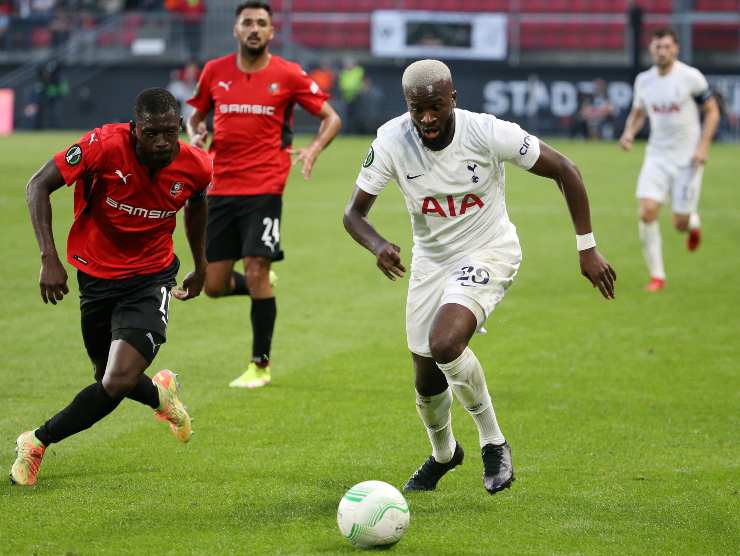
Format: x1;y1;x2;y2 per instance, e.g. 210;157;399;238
65;144;82;165
362;146;374;168
170;182;184;197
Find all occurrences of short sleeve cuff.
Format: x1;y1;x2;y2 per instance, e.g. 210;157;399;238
518;136;541;170
355;176;385;196
52;151;80;186
186;98;210;112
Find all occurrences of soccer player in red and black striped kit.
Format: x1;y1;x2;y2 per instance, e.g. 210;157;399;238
186;1;341;389
9;89;212;486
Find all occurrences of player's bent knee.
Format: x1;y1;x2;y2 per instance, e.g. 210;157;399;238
429;336;467;365
204;282;229;298
639;209;659;223
245;265;269;284
101;373;138;399
245;267;271;295
639;200;660;223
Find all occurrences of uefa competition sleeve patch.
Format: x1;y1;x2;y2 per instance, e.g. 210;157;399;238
65;144;82;165
362;146;374;168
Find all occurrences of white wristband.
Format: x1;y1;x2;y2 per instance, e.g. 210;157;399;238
576;232;596;251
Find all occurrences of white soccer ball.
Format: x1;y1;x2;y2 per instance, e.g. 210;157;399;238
337;480;410;548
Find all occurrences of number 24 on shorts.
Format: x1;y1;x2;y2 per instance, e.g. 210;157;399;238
456;265;490;287
261;217;280;251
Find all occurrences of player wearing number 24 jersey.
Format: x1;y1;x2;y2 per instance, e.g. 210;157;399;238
9;89;210;486
344;60;616;496
186;1;341;389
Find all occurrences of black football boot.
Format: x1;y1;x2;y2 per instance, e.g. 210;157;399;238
481;441;514;494
403;443;464;492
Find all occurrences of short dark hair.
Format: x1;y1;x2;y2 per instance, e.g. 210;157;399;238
235;1;272;18
133;88;179;120
651;27;679;44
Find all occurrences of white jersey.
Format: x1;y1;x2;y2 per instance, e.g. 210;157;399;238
633;60;710;164
355;109;540;262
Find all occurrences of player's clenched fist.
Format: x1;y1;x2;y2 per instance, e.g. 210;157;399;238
374;241;406;281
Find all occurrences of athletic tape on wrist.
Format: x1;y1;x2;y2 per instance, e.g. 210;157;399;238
576;232;596;251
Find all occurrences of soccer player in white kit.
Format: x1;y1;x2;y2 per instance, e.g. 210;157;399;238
619;27;719;292
343;60;616;495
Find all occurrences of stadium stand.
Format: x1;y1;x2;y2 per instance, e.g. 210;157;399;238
0;1;737;60
0;0;737;137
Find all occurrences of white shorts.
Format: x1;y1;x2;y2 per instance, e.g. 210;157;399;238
636;156;704;214
406;227;522;358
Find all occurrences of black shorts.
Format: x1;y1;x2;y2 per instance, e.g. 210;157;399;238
78;257;179;365
206;194;285;263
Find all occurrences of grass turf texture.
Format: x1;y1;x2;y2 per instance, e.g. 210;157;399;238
1;132;738;555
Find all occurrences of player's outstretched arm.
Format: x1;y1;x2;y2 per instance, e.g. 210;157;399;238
619;106;646;151
186;109;209;150
289;101;342;180
173;194;208;301
343;186;405;281
26;160;69;305
528;142;616;300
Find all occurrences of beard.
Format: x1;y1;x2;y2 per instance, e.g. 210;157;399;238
417;115;455;150
243;42;267;57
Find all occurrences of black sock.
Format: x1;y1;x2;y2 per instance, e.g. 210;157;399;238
251;297;276;365
35;382;123;446
228;271;250;296
125;374;159;409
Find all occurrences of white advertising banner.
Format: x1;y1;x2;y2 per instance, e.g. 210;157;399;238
371;11;508;60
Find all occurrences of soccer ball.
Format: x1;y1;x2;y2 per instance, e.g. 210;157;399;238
337;480;410;548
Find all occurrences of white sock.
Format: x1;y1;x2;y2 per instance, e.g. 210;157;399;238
689;212;701;230
437;348;505;447
415;389;456;463
638;220;666;280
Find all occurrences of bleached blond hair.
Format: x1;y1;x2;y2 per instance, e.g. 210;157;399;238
401;59;452;92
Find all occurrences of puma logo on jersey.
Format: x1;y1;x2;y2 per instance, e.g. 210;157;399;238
421;194;484;217
114;170;133;184
217;81;232;91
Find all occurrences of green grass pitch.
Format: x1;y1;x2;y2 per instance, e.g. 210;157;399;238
1;132;738;555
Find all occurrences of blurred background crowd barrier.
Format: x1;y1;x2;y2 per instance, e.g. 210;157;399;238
0;0;737;139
